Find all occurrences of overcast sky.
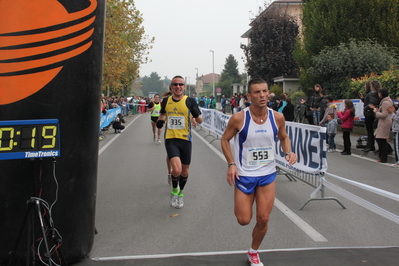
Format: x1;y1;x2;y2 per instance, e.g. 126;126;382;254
134;0;269;84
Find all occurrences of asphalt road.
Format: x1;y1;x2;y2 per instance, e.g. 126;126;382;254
88;112;399;261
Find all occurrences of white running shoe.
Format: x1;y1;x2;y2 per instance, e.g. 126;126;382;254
247;251;264;266
167;174;172;185
390;163;399;168
176;196;184;209
157;139;161;144
169;194;178;208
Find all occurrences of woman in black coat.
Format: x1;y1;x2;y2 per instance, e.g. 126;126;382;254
359;80;381;152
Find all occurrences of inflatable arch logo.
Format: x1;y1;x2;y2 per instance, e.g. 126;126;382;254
0;0;97;105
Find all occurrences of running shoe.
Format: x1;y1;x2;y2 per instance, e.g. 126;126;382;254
176;196;184;209
169;194;178;208
157;139;161;144
390;163;399;168
247;251;264;266
167;174;172;185
153;135;156;142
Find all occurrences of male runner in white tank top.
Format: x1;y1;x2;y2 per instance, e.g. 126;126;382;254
221;78;297;266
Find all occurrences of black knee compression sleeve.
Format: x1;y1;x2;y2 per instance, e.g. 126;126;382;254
172;175;179;188
179;175;188;191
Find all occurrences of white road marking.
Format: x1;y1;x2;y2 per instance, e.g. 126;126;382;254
274;198;328;242
98;115;139;155
92;246;395;261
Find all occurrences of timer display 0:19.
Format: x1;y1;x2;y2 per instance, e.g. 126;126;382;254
0;119;60;160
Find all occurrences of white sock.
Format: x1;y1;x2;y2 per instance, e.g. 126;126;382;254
249;248;258;254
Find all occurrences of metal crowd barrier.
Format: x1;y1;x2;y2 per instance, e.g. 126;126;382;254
276;165;346;210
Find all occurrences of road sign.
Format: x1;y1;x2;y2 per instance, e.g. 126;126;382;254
216;87;222;93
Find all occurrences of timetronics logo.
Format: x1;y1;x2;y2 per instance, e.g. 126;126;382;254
0;0;97;105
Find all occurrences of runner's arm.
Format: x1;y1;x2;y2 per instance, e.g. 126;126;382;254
221;113;242;186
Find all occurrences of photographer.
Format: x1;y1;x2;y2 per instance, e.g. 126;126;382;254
112;113;125;133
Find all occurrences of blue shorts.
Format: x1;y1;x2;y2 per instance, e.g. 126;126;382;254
236;172;277;195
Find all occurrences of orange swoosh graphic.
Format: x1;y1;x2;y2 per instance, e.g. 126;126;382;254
0;41;92;74
0;68;63;105
0;0;97;34
0;17;96;48
0;29;94;60
0;0;99;105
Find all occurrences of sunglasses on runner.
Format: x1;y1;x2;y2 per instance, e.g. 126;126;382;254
171;83;185;86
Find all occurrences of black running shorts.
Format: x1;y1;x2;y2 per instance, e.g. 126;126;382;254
165;139;192;165
151;116;158;123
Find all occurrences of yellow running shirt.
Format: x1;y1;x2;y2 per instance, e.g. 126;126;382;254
164;96;192;141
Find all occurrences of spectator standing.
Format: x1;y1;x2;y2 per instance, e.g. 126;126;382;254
359;80;381;152
239;94;246;111
234;93;241;113
271;95;280;112
221;95;227;114
301;88;315;125
312;84;322;124
282;98;295;122
230;93;237;114
211;96;216;109
206;96;211;109
319;96;337;126
388;94;399;168
139;97;146;113
337;99;355;155
319;89;327;121
372;88;393;163
277;93;287;113
326;113;338;152
268;93;275;108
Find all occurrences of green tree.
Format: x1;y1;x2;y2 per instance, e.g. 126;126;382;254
140;72;167;96
242;6;299;85
297;0;399;91
222;54;241;83
103;0;154;95
302;0;399;59
307;39;398;98
216;54;241;97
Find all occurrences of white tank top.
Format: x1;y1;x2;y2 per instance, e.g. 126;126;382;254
233;107;279;177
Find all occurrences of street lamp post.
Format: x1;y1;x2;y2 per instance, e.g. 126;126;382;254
210;50;215;98
195;68;198;96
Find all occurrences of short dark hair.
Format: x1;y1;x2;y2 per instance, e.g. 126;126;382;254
248;78;267;93
325;95;334;102
327;113;335;118
379;87;389;98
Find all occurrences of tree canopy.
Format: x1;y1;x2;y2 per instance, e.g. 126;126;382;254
307;39;398;98
302;0;399;58
297;0;399;93
222;54;241;83
140;72;168;96
216;54;242;97
103;0;154;95
242;6;299;85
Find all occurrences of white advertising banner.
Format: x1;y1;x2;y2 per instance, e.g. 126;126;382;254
275;121;327;175
199;108;327;174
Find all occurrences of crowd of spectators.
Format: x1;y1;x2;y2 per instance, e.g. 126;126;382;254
100;94;151;134
100;85;398;165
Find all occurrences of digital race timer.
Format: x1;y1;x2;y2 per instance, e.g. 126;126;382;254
0;119;60;160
